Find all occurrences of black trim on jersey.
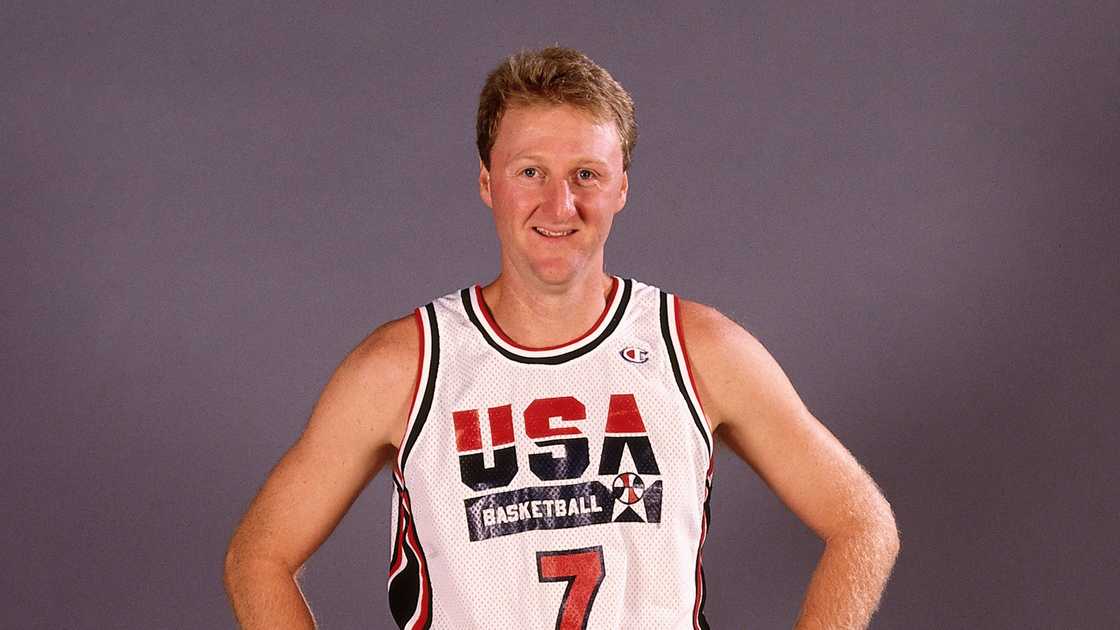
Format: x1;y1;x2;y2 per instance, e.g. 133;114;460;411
410;500;435;630
387;474;408;575
388;494;417;627
387;495;404;581
696;477;713;630
388;486;434;630
400;303;440;473
388;520;422;626
460;278;633;365
659;291;713;454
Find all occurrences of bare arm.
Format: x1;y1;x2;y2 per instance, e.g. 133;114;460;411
223;314;419;629
679;300;900;629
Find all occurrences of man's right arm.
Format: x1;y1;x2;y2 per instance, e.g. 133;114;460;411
222;314;420;629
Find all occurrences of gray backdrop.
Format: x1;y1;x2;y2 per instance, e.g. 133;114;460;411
3;2;1117;628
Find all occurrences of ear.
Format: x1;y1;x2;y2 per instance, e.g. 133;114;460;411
479;159;493;209
615;171;629;213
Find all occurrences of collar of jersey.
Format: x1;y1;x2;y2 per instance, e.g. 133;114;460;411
460;276;632;365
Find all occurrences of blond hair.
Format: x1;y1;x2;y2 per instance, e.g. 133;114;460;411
476;47;637;171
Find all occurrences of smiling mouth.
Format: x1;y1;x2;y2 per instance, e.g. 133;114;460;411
534;227;576;238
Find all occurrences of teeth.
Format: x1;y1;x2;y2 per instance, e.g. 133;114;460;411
535;227;574;237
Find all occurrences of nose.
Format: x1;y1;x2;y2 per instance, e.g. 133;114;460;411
540;177;577;221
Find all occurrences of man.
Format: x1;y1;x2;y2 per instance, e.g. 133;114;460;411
224;47;899;629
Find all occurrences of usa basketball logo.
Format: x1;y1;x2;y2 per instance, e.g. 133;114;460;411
612;473;645;505
619;346;649;364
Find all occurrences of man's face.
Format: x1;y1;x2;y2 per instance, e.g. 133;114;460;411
479;103;628;286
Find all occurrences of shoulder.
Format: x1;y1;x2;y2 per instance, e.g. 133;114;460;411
346;312;420;379
676;298;767;373
314;311;422;450
675;298;801;433
676;298;747;341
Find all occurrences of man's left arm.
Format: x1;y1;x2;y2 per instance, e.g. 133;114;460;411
679;299;900;629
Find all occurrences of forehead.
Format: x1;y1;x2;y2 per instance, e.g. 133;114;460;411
492;104;622;164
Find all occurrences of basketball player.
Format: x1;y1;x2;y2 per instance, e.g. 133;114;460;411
224;47;899;629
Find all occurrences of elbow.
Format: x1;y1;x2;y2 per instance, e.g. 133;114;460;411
829;495;901;559
876;518;901;560
859;499;901;560
223;532;300;587
223;539;244;593
222;528;259;590
875;496;901;556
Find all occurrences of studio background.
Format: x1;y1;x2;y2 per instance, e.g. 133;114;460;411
3;2;1116;628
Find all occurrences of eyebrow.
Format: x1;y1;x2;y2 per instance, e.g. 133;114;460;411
509;154;611;167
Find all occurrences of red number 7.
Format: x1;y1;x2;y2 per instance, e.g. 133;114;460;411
536;546;606;630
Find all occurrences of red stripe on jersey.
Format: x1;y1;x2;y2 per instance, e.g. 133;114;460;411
693;455;715;629
673;295;709;420
692;511;708;628
388;464;409;580
473;276;618;351
401;492;431;629
388;493;407;579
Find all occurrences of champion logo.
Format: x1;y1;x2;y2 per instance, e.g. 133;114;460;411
619;346;649;364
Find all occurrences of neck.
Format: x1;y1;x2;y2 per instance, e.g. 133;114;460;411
480;268;614;349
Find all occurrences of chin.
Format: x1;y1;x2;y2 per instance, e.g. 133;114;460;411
526;258;585;286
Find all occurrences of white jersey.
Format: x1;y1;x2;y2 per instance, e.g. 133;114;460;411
387;277;715;630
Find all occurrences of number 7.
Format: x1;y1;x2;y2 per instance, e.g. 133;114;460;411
536;546;606;630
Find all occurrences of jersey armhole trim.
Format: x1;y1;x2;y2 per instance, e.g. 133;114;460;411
397;303;440;475
659;291;714;455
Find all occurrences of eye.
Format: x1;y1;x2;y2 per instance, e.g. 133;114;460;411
522;167;539;178
576;169;595;181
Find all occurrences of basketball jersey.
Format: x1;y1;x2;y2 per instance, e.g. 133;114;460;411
387;276;715;630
